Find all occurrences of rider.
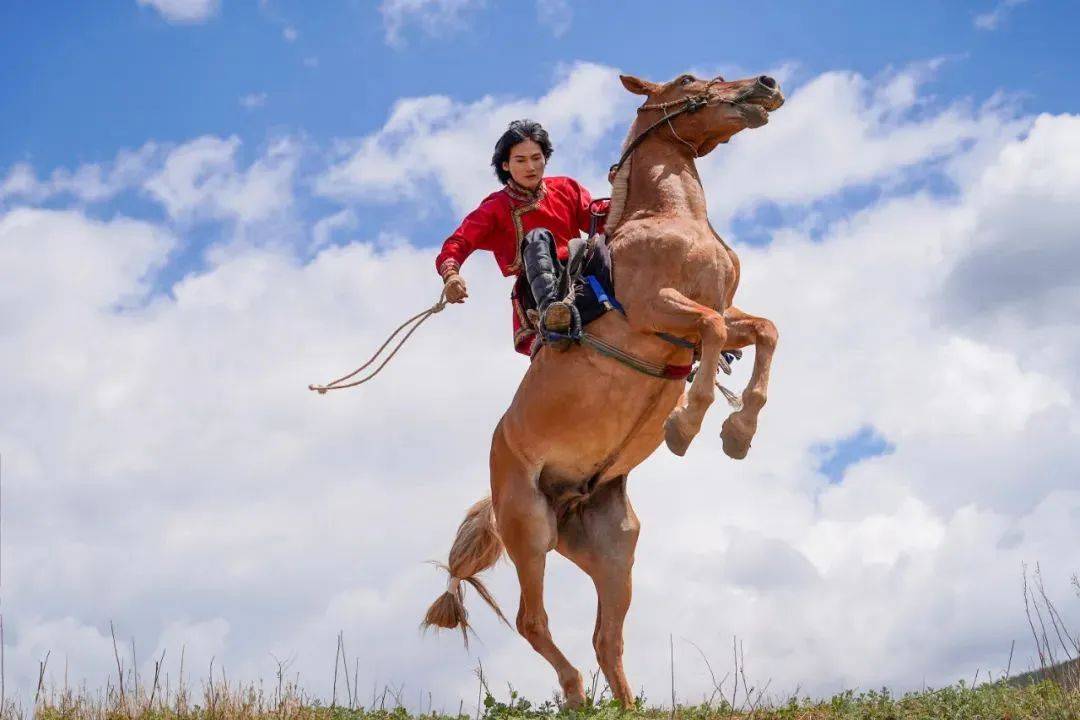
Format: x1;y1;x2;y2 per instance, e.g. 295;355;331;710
435;119;608;355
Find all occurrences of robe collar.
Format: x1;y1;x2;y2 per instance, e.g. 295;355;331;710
504;177;547;204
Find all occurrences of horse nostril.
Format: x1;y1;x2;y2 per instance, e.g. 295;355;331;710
758;75;777;89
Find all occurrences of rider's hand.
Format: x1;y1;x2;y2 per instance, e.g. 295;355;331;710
443;272;468;303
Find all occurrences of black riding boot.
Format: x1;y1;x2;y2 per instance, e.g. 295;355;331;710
521;228;572;334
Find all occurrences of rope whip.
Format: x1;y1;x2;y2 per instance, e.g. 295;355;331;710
308;290;448;394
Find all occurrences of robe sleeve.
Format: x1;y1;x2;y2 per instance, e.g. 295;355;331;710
570;178;609;236
435;197;499;277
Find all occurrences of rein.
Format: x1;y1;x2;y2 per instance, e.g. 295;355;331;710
308;291;448;394
608;94;708;179
579;83;753;406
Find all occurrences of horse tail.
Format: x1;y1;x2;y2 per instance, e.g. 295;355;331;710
422;496;509;645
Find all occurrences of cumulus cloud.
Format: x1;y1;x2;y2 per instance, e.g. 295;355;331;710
0;135;300;232
379;0;484;47
698;62;1028;231
137;0;220;24
311;208;359;250
3;62;1080;711
143;135;300;224
314;62;634;214
0;142;162;206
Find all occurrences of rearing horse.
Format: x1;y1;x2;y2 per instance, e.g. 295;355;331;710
423;71;785;708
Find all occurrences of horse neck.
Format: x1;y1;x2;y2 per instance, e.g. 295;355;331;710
623;134;709;223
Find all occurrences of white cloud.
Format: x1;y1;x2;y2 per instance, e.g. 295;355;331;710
240;91;269;109
698;63;1027;232
283;25;298;42
0;163;38;198
0;142;162;205
4;63;1080;711
143;135;300;224
315;62;634;214
0;136;298;230
974;0;1029;30
137;0;220;24
379;0;485;47
536;0;572;38
311;208;359;250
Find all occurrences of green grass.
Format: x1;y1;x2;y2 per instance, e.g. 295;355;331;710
20;677;1080;720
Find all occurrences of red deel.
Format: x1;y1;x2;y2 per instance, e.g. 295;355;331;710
435;176;609;355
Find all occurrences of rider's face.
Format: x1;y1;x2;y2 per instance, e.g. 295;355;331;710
502;139;546;189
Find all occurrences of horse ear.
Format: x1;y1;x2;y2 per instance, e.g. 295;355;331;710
620;74;657;96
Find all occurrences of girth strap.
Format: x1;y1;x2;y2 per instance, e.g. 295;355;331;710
655;331;697;350
579;332;692;380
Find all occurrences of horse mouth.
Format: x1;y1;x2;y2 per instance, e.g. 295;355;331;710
737;100;770;127
737;92;784;127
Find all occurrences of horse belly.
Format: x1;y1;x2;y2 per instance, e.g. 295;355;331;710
500;345;683;481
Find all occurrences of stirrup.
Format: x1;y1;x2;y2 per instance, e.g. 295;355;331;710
541;300;573;334
540;302;582;353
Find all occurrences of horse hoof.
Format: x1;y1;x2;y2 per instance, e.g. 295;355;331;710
720;414;754;460
664;414;692;456
562;675;586;710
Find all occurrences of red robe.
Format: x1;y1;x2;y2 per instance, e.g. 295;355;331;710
436;176;608;355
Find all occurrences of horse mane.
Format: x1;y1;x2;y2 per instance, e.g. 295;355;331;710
604;119;639;233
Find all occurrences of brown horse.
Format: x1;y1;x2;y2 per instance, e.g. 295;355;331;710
422;71;785;708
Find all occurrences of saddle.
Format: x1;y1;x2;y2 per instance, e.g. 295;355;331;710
519;228;619;346
521;201;743;390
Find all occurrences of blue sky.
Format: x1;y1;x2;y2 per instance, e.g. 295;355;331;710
3;0;1080;710
5;0;1076;292
4;0;1078;172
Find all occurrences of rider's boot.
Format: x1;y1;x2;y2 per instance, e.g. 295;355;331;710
522;228;572;335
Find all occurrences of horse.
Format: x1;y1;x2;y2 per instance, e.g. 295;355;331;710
422;71;785;708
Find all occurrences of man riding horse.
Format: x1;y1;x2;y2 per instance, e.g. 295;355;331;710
435;119;609;355
424;71;785;709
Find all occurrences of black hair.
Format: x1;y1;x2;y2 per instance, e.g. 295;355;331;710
491;119;553;184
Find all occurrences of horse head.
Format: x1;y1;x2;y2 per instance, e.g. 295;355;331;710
619;72;785;156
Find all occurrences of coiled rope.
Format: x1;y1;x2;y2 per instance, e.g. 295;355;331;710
308;290;448;394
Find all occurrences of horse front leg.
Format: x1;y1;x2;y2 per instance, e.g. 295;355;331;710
719;306;778;459
627;288;728;456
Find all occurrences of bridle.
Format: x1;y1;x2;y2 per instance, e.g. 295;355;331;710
609;83;757;179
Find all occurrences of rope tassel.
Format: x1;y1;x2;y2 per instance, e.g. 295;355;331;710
308;290;448;394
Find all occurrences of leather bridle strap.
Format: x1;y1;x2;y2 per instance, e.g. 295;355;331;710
609;85;759;179
608;94;709;178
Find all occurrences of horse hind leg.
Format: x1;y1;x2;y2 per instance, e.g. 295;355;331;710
490;425;586;708
627;287;728;456
718;305;778;459
557;477;640;707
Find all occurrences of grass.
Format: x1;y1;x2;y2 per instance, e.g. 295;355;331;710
13;670;1080;720
11;561;1079;720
